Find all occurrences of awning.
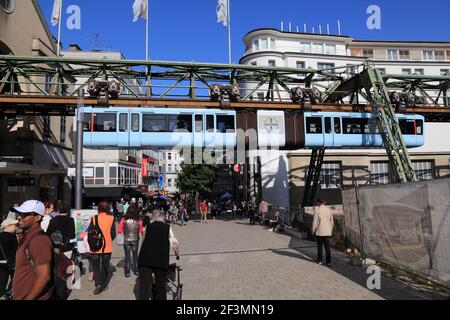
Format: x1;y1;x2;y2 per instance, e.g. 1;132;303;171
84;187;123;198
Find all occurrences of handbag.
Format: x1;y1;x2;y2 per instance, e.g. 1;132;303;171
115;233;124;246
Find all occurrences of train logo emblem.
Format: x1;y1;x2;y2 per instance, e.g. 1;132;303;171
264;118;279;132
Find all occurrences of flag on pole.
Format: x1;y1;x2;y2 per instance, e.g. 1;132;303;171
133;0;148;22
51;0;62;26
217;0;228;27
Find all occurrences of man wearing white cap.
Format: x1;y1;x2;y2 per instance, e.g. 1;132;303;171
0;218;18;300
11;200;53;300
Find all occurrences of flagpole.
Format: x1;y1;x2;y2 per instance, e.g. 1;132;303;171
145;1;149;60
227;0;231;65
57;0;63;56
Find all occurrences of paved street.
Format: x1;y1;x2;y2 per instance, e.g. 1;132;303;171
70;218;445;300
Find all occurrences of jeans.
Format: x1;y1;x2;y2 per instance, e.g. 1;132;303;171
91;253;112;289
123;241;139;275
316;236;331;264
139;267;167;300
0;266;13;298
179;213;184;225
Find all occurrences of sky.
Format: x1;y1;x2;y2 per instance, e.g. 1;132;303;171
38;0;450;64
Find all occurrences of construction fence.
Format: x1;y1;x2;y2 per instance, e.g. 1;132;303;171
342;178;450;287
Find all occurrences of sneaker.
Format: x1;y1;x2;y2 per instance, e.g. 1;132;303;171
125;274;130;278
93;285;103;295
133;271;139;277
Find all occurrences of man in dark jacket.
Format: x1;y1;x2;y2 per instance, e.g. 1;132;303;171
46;200;76;252
138;210;179;300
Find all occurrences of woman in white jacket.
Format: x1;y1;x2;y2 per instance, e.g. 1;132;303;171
312;198;334;266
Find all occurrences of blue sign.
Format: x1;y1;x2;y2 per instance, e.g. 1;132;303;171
159;174;164;189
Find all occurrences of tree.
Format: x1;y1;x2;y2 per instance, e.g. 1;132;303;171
177;164;217;215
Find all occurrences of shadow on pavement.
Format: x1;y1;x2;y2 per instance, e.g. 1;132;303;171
271;234;447;300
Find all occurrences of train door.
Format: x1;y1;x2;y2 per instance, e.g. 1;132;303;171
333;117;343;147
129;113;141;147
324;116;334;147
118;112;129;147
194;114;204;148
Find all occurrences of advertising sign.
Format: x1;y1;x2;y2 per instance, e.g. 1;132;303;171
70;209;98;254
142;158;149;177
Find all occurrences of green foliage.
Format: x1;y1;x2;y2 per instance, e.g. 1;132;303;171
177;163;217;196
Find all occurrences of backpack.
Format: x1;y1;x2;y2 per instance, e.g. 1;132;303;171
25;231;75;300
87;215;105;252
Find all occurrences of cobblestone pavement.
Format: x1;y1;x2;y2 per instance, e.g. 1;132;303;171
70;218;446;300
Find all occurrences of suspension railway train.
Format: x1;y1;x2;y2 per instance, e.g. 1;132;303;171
79;107;425;149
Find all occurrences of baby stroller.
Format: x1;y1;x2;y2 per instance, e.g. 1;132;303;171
152;256;183;300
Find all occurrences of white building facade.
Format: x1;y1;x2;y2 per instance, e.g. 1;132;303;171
240;29;450;208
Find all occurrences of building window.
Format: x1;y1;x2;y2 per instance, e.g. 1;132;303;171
270;39;276;50
95;167;105;185
60;116;66;145
312;43;324;54
252;40;259;51
296;61;305;69
268;60;276;67
257;92;265;101
261;38;268;50
435;50;446;61
362;49;374;59
0;0;15;13
376;68;386;75
399;50;410;60
168;153;172;160
317;63;335;71
423;50;434;61
45;74;53;94
370;162;390;185
412;161;434;181
168;179;172;187
324;44;336;55
299;42;311;53
84;167;95;185
402;69;412;76
387;50;398;61
320;162;341;189
440;69;449;76
109;165;117;185
414;69;425;76
168;164;172;172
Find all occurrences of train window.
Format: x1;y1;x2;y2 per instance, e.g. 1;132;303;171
325;117;332;134
399;119;417;135
142;114;167;132
416;120;423;135
119;113;128;132
217;115;235;133
132;114;139;132
171;115;193;132
83;113;91;132
206;115;215;132
93;113;116;132
343;118;363;134
306;117;322;134
195;115;203;132
334;118;341;134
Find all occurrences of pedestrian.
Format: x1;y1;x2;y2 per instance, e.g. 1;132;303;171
123;202;130;215
2;204;19;223
178;204;186;226
117;201;124;217
89;201;116;295
118;204;143;278
248;200;256;225
312;198;334;267
0;218;18;300
12;200;53;300
41;201;54;232
138;210;180;300
259;200;270;225
46;200;76;256
199;201;208;223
